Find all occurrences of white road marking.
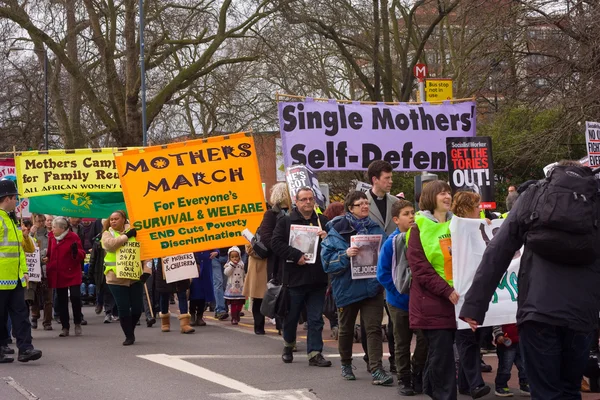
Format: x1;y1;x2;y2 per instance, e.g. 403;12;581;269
138;353;319;399
3;377;39;400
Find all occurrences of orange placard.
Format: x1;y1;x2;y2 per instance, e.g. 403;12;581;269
114;132;265;259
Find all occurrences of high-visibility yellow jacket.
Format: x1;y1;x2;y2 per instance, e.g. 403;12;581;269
0;209;27;290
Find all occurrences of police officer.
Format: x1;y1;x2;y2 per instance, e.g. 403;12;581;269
0;180;42;363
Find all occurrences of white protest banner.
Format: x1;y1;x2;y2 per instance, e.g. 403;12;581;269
116;238;142;280
278;98;476;171
585;121;600;169
163;253;199;283
451;217;521;329
26;247;42;282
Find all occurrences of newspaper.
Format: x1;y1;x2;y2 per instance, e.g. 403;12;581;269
350;234;382;279
289;224;320;264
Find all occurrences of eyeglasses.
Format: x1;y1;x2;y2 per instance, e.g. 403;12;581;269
352;201;371;207
297;197;315;203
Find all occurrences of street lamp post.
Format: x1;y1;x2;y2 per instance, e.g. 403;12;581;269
8;46;49;150
139;0;147;146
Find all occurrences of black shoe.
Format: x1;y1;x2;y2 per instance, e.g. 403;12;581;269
0;353;14;363
31;318;38;329
119;316;135;345
480;360;493;373
308;353;332;367
471;385;491;398
147;317;156;327
412;371;423;394
398;380;415;396
254;329;266;335
80;319;88;326
1;346;15;354
17;348;42;362
282;347;293;363
389;361;397;374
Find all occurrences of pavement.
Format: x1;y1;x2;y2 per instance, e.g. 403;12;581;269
1;305;599;400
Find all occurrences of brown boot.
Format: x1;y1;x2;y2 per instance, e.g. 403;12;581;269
159;312;171;332
178;313;195;334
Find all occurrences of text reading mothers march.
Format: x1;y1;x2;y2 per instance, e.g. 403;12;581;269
114;132;266;259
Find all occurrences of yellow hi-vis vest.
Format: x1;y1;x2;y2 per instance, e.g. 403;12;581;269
407;213;453;286
102;229;118;276
0;209;27;290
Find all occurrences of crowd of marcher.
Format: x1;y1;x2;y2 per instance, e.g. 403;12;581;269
1;158;599;400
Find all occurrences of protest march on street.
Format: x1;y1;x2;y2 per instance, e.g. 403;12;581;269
1;96;600;400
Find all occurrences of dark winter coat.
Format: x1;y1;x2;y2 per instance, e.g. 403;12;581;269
258;205;288;280
459;192;600;333
46;231;86;289
270;207;329;288
154;258;191;294
407;224;457;330
189;251;216;302
88;234;106;293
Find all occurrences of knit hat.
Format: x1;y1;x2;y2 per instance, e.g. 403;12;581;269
228;246;241;257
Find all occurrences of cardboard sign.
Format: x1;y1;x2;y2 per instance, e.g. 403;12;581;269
114;132;266;259
25;247;42;282
163;253;199;283
0;159;31;217
585;121;600;169
447;137;496;209
350;234;382;279
285;164;326;209
116;238;142;280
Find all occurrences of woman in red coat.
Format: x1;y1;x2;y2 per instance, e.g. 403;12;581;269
44;216;86;337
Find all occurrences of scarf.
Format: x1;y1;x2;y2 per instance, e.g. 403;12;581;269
55;230;69;243
345;212;371;235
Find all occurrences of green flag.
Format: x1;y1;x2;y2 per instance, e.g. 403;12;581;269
29;192;126;218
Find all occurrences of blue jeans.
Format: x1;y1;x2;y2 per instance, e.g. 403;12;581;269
212;258;226;313
282;284;326;355
519;320;593;400
160;291;188;314
80;283;96;297
495;342;527;389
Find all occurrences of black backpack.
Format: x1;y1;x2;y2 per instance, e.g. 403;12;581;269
519;165;599;266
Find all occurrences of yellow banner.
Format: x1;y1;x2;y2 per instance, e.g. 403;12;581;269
115;132;266;259
116;238;142;280
15;148;127;197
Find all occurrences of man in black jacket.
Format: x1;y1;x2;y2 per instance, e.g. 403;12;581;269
459;162;600;399
271;186;331;367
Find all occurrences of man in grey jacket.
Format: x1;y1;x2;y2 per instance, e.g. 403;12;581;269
460;162;600;399
364;160;399;235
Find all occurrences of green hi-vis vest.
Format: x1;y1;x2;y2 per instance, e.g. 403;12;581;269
102;229;118;276
407;213;453;287
501;212;509;219
0;210;27;290
479;210;486;219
